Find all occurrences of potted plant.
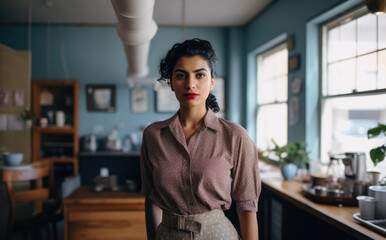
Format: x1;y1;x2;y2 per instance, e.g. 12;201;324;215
367;123;386;166
265;139;309;180
19;109;34;128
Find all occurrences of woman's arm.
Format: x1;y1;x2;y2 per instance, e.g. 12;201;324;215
145;197;162;240
238;211;259;240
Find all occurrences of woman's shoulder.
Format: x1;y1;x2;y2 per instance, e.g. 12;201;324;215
143;114;176;134
216;117;249;137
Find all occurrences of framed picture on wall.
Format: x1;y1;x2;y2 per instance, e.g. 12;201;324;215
131;87;148;113
87;84;116;112
155;84;179;113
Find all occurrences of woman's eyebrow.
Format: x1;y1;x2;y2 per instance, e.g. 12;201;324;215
193;68;208;73
173;69;187;73
173;68;208;73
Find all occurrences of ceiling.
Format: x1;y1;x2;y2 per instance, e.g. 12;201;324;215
0;0;273;27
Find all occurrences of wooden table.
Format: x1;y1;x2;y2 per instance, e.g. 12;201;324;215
63;186;146;240
260;164;385;240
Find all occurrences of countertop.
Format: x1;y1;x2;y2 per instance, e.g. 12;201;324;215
260;162;385;240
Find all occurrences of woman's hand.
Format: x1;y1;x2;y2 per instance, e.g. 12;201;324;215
238;211;259;240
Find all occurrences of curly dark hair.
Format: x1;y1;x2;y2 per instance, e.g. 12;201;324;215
158;38;220;113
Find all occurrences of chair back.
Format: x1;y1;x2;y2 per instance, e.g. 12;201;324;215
1;159;50;237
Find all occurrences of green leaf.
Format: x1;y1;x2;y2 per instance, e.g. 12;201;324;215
367;123;386;139
369;145;386;166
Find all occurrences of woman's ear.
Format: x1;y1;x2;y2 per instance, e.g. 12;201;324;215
210;77;215;93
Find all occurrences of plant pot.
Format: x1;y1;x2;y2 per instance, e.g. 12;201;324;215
281;163;298;180
24;119;32;128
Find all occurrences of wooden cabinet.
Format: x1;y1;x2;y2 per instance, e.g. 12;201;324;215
32;80;79;188
63;186;146;240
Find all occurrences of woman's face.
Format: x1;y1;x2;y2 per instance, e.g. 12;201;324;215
171;55;215;110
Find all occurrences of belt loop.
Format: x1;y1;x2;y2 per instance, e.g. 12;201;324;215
178;216;184;230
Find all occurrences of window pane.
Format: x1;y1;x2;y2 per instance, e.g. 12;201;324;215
328;27;340;62
356;53;377;91
257;44;288;104
379;50;386;89
378;14;386;49
327;59;355;95
321;95;386;174
357;14;377;55
258;80;275;104
256;104;288;150
275;76;288;102
340;20;356;59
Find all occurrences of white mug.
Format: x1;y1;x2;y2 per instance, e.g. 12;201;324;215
56;111;65;127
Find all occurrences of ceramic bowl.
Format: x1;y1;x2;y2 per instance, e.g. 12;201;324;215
2;152;23;166
310;174;331;187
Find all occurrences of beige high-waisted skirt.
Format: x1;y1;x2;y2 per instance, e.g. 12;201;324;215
156;209;240;240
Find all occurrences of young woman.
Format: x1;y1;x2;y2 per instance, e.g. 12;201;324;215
140;38;261;240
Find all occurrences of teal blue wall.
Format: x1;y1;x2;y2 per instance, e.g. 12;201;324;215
0;26;228;138
0;0;367;150
244;0;365;156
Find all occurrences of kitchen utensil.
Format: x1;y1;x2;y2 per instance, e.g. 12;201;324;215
55;111;65;127
84;135;97;152
369;186;386;219
311;173;331;187
368;171;381;186
2;152;23;166
343;152;367;181
356;195;376;220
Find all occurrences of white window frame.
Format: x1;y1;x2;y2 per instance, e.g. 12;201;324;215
256;42;288;152
320;6;386;174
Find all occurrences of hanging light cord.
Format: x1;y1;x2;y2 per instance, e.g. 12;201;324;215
60;31;69;80
46;5;51;79
182;0;186;41
28;0;32;51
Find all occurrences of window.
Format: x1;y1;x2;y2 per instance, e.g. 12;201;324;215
256;43;288;151
321;7;386;174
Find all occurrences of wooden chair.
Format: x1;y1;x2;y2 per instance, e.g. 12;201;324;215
1;159;56;240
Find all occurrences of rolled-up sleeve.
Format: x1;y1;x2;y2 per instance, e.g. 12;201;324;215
140;129;153;196
230;128;261;212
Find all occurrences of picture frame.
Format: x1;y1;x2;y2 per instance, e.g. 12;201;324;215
288;54;300;72
155;84;179;113
13;90;25;107
0;90;10;106
131;87;148;113
87;84;116;112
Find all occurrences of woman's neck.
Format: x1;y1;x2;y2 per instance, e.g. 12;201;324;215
178;105;207;130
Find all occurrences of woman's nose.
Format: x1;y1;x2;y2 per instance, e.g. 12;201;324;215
185;77;196;89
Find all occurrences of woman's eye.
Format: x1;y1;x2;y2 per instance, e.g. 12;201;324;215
176;73;185;79
197;73;205;78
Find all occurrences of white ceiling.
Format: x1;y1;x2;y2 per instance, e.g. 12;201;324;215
0;0;273;27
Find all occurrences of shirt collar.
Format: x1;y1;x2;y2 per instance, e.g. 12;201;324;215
157;109;221;132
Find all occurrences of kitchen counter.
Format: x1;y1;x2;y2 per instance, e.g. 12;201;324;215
260;163;385;240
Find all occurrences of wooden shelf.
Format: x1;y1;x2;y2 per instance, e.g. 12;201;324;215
41;157;77;163
39;126;75;134
32;80;79;193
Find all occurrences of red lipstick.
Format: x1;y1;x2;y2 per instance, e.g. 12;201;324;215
185;93;198;99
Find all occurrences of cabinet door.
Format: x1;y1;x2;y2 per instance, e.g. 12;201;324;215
68;210;146;240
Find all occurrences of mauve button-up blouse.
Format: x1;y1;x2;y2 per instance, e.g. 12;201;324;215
140;109;261;215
